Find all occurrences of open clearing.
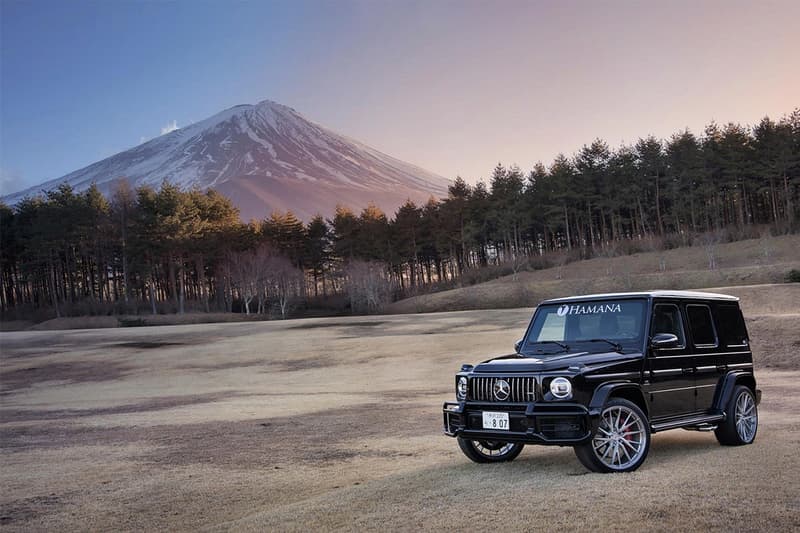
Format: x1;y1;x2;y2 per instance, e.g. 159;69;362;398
1;285;799;531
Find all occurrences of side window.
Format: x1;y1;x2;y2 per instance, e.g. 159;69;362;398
686;304;718;347
717;305;748;347
651;304;686;348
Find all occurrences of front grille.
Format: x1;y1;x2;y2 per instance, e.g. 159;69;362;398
469;376;536;402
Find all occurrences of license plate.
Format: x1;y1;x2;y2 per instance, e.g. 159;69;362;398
482;411;510;430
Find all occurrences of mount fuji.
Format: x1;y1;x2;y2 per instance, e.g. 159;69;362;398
4;100;450;220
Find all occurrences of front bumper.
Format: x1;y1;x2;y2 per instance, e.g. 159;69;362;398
443;401;595;445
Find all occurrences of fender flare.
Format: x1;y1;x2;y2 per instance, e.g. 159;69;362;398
588;382;648;418
713;371;757;411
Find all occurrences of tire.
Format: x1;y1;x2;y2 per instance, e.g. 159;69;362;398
574;398;651;473
457;438;524;463
715;385;758;446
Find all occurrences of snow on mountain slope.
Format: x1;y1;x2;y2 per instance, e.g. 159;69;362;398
3;100;450;220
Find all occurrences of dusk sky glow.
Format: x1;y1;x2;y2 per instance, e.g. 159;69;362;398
1;0;798;195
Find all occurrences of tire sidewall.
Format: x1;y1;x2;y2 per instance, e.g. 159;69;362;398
732;386;758;444
457;437;524;463
576;398;651;473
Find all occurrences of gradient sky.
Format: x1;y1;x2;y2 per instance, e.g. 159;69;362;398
1;0;798;195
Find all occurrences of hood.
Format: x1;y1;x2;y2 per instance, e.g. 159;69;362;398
472;351;643;373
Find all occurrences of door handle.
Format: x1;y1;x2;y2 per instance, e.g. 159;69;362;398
682;368;695;375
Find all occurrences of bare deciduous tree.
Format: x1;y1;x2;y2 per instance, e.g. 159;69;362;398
700;231;724;270
264;254;303;319
345;260;393;314
228;246;267;315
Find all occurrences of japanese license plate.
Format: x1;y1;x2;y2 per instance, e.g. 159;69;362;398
482;411;509;430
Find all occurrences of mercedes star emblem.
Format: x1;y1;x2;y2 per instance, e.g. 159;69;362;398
493;379;511;401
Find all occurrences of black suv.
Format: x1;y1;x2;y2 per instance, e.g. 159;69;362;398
443;291;761;472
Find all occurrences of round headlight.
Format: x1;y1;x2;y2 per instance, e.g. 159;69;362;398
457;377;468;400
550;377;572;399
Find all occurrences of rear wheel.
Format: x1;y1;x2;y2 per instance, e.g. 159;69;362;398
715;385;758;446
574;398;650;473
457;438;524;463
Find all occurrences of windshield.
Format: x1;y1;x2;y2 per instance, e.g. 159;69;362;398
521;299;646;356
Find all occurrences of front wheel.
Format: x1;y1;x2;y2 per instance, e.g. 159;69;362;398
715;385;758;446
457;438;524;463
574;398;651;473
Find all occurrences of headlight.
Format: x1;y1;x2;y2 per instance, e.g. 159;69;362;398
457;377;468;400
550;377;572;399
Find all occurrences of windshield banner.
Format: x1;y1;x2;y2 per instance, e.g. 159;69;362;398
557;303;623;316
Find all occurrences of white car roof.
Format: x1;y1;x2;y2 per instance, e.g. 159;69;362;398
541;290;739;304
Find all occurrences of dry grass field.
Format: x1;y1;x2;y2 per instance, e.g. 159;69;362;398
388;233;800;314
1;284;799;531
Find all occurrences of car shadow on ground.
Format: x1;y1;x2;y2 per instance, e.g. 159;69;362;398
449;429;723;475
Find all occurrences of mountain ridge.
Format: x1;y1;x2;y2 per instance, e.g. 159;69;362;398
3;100;450;220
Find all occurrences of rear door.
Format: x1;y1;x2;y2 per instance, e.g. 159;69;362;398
714;303;753;390
646;302;696;419
685;303;721;411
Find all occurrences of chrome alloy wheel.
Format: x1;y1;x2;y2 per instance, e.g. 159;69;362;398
592;405;647;471
473;440;516;457
735;390;758;443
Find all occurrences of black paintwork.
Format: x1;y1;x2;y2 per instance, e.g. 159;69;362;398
443;291;761;445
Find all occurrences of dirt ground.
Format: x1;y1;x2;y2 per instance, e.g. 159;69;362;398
1;312;261;333
1;293;799;531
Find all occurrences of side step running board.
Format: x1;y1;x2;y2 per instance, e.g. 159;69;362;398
651;413;725;433
683;423;718;432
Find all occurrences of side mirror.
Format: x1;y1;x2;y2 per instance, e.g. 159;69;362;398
514;339;523;353
650;333;679;349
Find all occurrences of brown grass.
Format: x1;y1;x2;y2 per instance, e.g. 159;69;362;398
388;234;800;314
17;312;261;332
1;303;798;531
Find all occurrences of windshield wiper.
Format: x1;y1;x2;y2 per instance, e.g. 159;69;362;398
585;338;623;353
528;340;570;352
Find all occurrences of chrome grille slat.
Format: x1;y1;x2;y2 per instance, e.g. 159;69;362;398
469;376;536;402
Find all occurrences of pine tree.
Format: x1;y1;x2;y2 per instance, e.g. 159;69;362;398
305;215;331;296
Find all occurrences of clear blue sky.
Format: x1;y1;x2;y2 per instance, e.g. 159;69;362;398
1;0;347;193
2;0;799;195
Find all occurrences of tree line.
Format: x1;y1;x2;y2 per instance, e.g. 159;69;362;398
1;111;798;319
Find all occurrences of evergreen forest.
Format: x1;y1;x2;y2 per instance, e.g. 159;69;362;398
2;111;798;319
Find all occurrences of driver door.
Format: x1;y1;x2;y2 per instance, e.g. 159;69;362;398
646;303;696;419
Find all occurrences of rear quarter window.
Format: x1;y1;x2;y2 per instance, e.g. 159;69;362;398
716;305;748;347
686;304;718;347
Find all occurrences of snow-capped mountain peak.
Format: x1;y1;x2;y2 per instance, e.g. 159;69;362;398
4;100;450;220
